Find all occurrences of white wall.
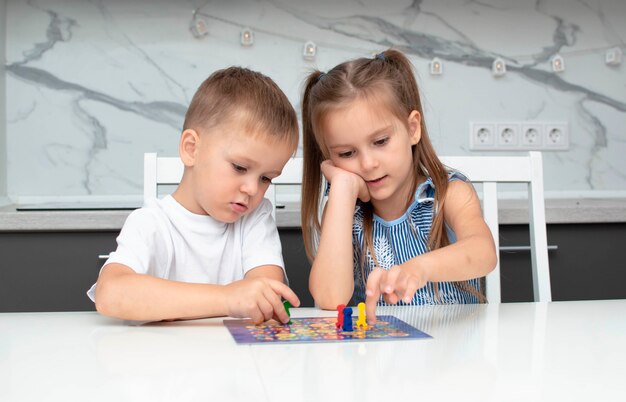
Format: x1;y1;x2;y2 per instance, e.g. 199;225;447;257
3;0;626;205
0;0;7;202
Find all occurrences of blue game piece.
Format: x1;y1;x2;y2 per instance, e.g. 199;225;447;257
342;307;353;332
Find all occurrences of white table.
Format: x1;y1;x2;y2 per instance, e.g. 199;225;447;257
1;300;625;402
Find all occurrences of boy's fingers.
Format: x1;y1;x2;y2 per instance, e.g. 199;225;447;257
269;280;300;308
248;306;264;325
257;294;275;322
264;286;290;323
267;280;300;324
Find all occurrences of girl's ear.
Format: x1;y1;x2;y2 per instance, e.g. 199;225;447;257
408;110;421;145
179;129;200;167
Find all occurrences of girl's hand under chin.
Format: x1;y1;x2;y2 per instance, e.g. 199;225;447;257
320;160;371;202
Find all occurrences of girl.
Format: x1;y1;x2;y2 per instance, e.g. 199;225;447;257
301;49;497;322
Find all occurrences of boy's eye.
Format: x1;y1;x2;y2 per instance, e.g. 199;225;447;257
374;137;389;146
261;176;272;184
232;164;247;173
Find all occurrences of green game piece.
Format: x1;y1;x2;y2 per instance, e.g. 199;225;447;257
283;300;292;325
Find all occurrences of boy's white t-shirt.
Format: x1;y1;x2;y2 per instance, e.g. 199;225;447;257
87;195;285;302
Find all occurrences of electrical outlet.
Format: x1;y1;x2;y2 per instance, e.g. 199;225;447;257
521;123;543;149
543;122;569;150
470;120;569;151
497;123;520;148
469;122;496;150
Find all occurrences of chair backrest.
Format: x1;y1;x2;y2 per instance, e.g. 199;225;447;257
143;153;185;202
143;153;303;219
265;157;303;219
143;152;551;303
440;151;551;303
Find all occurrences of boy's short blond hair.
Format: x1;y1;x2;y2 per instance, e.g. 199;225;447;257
183;67;299;152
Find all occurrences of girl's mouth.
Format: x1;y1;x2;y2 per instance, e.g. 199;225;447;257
366;175;387;186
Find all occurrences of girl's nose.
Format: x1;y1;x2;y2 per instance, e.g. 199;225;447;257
360;151;378;171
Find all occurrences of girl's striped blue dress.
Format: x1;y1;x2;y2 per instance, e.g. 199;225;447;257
352;172;482;305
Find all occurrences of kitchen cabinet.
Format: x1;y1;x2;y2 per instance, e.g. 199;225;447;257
2;223;625;312
500;223;626;302
0;229;313;312
282;223;626;304
0;231;117;312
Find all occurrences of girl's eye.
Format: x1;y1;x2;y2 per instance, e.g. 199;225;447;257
374;137;389;146
338;150;354;158
232;164;247;173
261;176;272;184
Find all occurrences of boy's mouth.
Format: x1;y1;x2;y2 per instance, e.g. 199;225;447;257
230;202;249;214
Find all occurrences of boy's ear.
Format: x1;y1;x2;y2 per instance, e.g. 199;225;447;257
179;129;200;166
408;110;421;145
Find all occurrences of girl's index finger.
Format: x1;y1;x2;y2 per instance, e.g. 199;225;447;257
365;268;384;324
364;292;379;324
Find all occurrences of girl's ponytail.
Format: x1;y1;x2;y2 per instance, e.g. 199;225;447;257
301;71;326;262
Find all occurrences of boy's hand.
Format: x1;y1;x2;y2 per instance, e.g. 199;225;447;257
224;277;300;325
321;160;370;202
364;265;428;324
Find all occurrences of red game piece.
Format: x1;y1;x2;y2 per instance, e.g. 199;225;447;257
336;304;346;328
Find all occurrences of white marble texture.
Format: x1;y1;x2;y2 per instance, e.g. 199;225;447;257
0;0;6;199
4;0;626;203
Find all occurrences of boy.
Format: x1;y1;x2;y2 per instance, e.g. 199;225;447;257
87;67;300;324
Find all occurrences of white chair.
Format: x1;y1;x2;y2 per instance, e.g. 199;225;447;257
264;157;303;219
441;151;552;303
99;153;185;262
143;153;302;219
143;152;551;303
143;153;184;202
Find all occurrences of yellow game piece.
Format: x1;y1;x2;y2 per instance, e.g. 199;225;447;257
356;302;368;329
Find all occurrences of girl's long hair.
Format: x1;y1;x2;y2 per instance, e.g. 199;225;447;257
301;49;484;302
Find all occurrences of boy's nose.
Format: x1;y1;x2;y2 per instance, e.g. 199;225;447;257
240;179;258;196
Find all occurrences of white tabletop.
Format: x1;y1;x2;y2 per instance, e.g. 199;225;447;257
1;300;625;402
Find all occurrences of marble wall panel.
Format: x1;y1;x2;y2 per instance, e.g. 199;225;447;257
4;0;626;203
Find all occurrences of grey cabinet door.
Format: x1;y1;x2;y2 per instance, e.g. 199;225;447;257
0;231;118;312
279;229;313;307
499;223;626;302
2;224;623;312
0;229;313;312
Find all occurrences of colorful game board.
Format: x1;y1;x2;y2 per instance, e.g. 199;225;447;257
223;315;431;344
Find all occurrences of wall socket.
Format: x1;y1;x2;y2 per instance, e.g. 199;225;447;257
470;121;569;151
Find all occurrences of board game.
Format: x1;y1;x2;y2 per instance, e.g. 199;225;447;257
223;315;431;344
